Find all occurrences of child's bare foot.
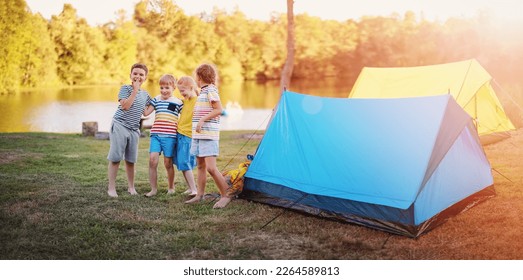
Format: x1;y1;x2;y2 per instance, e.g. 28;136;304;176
213;196;232;209
107;190;118;198
145;190;157;197
128;188;138;195
183;189;197;196
167;188;175;195
185;195;203;204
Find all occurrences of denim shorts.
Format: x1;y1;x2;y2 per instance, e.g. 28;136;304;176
175;134;196;171
149;135;176;157
191;139;219;157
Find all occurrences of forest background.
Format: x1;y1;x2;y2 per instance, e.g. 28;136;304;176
2;0;523;111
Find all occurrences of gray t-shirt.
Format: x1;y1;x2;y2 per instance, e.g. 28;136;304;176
112;85;151;131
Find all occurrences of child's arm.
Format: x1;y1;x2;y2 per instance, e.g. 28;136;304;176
195;101;223;133
143;104;154;116
120;78;142;111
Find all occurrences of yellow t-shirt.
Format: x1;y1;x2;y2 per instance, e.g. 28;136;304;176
177;96;197;137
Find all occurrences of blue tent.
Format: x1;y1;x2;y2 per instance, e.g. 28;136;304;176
242;91;495;237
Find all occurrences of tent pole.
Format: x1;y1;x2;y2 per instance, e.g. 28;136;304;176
454;59;474;103
267;87;287;128
474;94;478;130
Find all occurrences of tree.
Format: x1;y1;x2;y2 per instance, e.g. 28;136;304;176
49;4;107;85
19;13;59;87
280;0;295;93
134;0;205;81
269;0;295;125
0;0;29;92
102;11;138;84
0;0;59;92
213;8;259;80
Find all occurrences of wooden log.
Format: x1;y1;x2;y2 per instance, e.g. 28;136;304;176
82;122;98;137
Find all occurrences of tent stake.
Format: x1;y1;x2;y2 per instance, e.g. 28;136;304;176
380;234;392;249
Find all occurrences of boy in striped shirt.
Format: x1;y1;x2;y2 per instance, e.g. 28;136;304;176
143;74;183;197
107;63;151;197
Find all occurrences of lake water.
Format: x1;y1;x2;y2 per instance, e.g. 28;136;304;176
0;77;353;133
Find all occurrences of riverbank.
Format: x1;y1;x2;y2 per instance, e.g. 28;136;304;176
0;130;522;259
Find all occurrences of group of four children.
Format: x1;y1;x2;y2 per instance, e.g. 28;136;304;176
106;62;231;209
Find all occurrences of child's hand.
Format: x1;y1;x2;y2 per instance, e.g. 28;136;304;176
196;120;204;133
132;77;143;91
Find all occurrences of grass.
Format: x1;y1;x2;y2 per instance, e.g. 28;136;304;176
0;130;522;260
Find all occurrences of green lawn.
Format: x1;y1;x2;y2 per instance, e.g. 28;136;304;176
0;130;521;259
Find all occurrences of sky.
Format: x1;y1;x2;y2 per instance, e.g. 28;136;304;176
25;0;523;26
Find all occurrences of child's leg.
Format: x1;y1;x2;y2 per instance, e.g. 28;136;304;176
125;160;138;195
204;157;231;209
196;156;207;196
107;121;128;197
146;152;160;197
185;157;206;204
107;161;120;197
163;156;175;193
177;134;196;195
182;170;197;195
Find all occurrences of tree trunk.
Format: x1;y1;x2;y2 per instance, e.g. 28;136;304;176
280;0;295;94
268;0;295;127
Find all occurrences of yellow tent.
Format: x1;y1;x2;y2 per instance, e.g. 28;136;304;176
349;59;515;139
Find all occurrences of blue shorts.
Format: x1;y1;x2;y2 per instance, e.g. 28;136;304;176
175;134;196;171
191;139;219;157
149;135;176;157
